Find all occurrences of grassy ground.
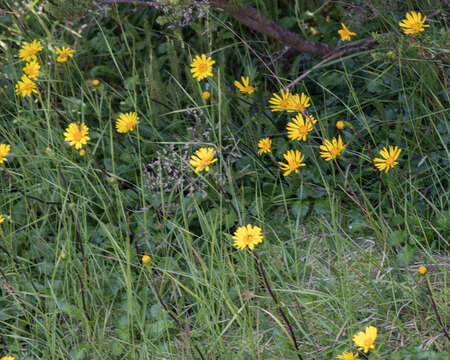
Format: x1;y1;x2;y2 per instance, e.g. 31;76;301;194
0;1;448;359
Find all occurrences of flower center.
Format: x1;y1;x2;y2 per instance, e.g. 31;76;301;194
385;157;395;166
73;130;83;142
330;148;340;157
23;81;34;90
297;125;308;135
199;155;212;169
198;62;208;73
279;99;288;107
243;234;254;244
364;337;373;347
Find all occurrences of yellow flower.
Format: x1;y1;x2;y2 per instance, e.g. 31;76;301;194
202;91;211;100
45;147;52;154
418;265;427;275
189;147;217;173
353;326;377;353
336;352;359;360
234;76;255;94
0;214;4;225
268;89;293;112
278;149;306;176
92;79;100;86
286;113;317;141
373;146;401;173
190;54;215;81
18;40;43;61
63;123;90;150
338;23;357;41
0;356;15;360
399;11;430;35
61;252;66;259
0;144;11;164
56;46;75;63
336;121;345;130
116;112;139;133
257;137;272;155
287;92;311;113
142;255;151;264
319;136;345;161
15;74;38;97
23;60;40;80
79;149;85;156
232;224;263;250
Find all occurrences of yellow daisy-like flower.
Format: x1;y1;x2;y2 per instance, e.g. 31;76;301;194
234;76;255;95
336;352;358;360
278;149;306;176
202;91;211;100
190;54;215;81
268;88;293;112
319;136;345;161
336;121;345;130
63;123;90;150
56;46;75;63
257;137;272;155
92;79;100;86
353;326;377;353
116;112;139;133
287;92;311;113
0;356;15;360
15;75;38;97
23;60;40;80
418;265;427;275
232;224;263;250
142;255;151;264
0;144;11;164
18;40;43;61
0;214;4;225
338;23;357;41
286;113;317;141
399;11;430;35
373;146;401;173
189;147;217;173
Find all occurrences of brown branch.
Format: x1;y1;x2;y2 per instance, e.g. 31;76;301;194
210;0;330;56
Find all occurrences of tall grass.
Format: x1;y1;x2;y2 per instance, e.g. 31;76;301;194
0;1;448;359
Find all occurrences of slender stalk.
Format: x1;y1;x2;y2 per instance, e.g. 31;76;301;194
147;267;206;360
252;251;303;360
424;276;450;342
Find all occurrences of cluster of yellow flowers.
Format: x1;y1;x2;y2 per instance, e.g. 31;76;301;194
15;40;75;98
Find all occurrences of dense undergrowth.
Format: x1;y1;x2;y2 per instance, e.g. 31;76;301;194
0;1;448;359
